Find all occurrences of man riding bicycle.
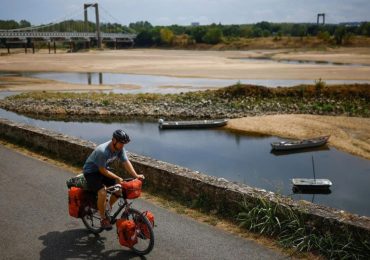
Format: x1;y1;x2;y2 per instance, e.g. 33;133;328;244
83;129;145;230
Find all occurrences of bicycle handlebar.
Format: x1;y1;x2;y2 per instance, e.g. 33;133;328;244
106;184;122;193
105;178;143;193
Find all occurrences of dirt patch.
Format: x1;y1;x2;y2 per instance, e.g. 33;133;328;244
225;114;370;160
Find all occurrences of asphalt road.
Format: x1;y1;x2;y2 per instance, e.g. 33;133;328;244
0;144;287;260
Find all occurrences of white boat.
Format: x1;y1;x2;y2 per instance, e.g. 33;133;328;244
292;178;332;189
158;118;228;129
292;156;332;190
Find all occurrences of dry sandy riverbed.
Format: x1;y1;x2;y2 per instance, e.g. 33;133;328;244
0;48;369;160
1;48;370;80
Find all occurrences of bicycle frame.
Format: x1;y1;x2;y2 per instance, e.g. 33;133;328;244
105;184;132;224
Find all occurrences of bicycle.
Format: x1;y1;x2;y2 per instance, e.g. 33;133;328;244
80;178;155;256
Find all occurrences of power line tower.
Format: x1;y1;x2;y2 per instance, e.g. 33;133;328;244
84;3;101;48
317;13;325;25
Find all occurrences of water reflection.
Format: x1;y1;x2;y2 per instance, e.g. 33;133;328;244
2;71;370;94
87;72;103;85
0;108;369;217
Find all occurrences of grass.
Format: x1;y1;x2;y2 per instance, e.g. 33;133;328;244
3;82;369;119
236;196;370;259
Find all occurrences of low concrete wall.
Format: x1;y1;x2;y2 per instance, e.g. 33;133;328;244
1;117;369;237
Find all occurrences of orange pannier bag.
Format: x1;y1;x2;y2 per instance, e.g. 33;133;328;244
68;187;85;218
116;219;138;247
138;211;155;238
121;179;142;199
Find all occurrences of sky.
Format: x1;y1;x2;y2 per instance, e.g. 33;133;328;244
0;0;369;26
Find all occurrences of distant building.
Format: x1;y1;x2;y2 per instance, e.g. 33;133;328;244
191;22;200;27
340;22;362;27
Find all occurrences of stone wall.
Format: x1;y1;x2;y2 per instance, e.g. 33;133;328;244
1;117;369;237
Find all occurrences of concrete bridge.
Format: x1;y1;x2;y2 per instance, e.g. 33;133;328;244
0;3;137;53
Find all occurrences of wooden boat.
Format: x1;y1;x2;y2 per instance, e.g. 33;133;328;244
271;135;330;151
159;118;228;129
292;156;332;191
291;178;332;189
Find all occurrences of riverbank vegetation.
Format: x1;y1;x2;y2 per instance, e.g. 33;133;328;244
236;196;370;259
1;19;370;50
1;82;369;119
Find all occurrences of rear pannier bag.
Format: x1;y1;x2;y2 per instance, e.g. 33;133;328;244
121;179;142;199
139;211;155;238
116;219;138;247
68;187;85;218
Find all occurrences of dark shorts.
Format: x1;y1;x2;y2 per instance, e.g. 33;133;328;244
84;172;116;193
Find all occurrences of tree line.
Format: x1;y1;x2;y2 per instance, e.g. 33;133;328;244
1;19;369;46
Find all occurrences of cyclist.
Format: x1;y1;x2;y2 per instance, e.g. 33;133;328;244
83;129;145;230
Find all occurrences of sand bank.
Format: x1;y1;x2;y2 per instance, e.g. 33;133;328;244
1;48;370;81
225;115;370;160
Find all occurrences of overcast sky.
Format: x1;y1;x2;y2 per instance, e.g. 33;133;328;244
1;0;369;26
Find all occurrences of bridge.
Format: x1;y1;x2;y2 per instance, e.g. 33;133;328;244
0;3;137;54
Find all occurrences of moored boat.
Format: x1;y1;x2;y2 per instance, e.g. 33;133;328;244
158;118;228;129
291;178;332;189
271;135;330;151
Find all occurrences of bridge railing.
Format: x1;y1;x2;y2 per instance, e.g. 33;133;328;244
0;31;136;39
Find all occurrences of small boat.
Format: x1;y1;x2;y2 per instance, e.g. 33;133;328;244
291;178;332;189
292;156;332;191
271;135;330;151
158;118;228;129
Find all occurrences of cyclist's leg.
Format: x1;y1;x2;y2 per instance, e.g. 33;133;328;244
85;173;106;218
101;176;118;207
97;187;107;218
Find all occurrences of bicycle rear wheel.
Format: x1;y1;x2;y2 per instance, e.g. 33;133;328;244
81;204;103;234
121;208;154;255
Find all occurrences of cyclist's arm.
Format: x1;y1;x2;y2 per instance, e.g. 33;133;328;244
99;167;123;182
122;160;145;179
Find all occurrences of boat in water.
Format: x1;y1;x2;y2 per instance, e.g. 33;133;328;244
158;118;228;129
292;178;332;189
271;135;330;151
292;156;332;192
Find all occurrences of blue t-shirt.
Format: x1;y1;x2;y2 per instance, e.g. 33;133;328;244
83;141;128;176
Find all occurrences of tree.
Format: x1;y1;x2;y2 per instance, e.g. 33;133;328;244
160;28;174;45
202;27;223;44
129;21;153;32
135;30;155;46
334;25;347;45
188;26;207;43
19;20;31;28
291;24;307;37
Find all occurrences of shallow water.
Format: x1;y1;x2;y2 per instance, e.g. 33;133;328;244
1;108;369;217
2;71;370;94
237;57;370;67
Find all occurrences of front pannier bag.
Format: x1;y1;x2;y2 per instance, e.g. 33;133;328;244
121;179;142;199
139;211;155;238
116;219;138;247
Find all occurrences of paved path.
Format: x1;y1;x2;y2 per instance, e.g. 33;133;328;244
0;144;287;259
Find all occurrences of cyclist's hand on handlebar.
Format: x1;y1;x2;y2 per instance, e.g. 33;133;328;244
116;177;123;183
136;174;145;180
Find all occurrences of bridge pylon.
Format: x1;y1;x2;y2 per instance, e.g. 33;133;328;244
84;3;101;48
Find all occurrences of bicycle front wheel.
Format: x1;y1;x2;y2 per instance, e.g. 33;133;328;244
121;208;155;255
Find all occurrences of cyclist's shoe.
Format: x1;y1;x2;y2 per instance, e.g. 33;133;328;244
101;218;113;230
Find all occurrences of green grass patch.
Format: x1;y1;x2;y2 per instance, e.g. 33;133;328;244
237;196;370;259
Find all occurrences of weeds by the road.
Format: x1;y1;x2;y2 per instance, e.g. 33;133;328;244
237;196;370;259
